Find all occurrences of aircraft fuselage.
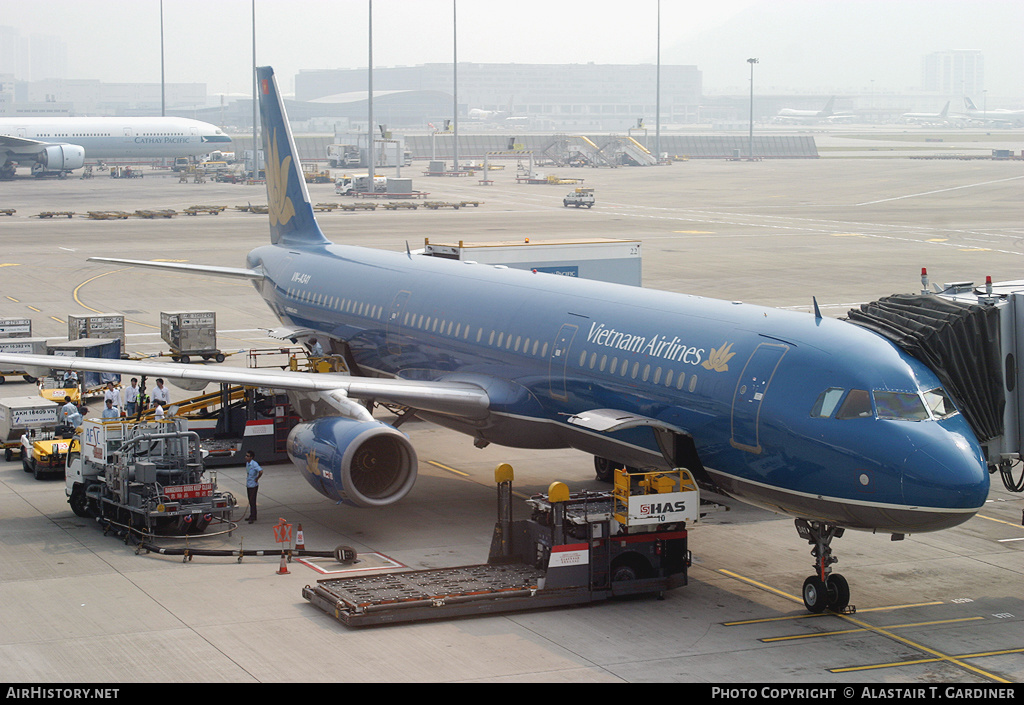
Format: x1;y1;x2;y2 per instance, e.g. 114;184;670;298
246;241;990;535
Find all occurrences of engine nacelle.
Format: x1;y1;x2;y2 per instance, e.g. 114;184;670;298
287;417;417;508
36;144;86;172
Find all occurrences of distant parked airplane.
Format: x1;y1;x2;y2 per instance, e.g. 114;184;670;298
0;116;231;178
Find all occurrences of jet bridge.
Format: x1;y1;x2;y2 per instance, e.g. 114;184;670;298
846;275;1024;493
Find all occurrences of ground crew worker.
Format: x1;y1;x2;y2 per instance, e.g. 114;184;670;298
123;378;140;416
101;399;121;419
244;450;263;524
60;396;77;424
152;378;170;406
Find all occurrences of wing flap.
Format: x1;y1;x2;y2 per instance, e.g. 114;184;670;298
0;353;489;420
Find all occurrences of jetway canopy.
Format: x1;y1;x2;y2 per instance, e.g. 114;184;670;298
846;293;1003;444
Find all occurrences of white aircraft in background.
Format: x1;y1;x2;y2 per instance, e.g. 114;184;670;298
0;116;231;178
901;102;951;125
962;97;1024;127
773;96;852;124
468;98;528;124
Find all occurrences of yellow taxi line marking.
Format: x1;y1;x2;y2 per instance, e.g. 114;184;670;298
831;647;1024;674
426;460;531;498
426;460;469;477
73;269;159;329
27;306;41;312
717;569;1010;683
5;296;19;302
761;617;984;642
976;513;1024;530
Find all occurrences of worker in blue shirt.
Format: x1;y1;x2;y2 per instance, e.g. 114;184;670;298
244;450;263;524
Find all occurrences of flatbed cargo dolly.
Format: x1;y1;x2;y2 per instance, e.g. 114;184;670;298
302;465;697;627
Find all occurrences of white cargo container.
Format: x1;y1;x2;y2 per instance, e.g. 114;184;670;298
0;318;32;338
0;337;50;382
0;396;59;445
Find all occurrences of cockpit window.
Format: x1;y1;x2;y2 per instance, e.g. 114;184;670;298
922;388;958;419
835;389;872;419
810;388;846;418
873;391;929;421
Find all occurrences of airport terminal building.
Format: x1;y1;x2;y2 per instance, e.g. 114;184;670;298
296;62;702;131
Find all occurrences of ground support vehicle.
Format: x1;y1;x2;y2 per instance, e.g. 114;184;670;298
21;427;73;479
563;188;595;208
302;466;696;627
66;417;236;536
1;395;60;463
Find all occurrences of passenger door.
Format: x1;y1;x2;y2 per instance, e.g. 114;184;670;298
730;342;789;453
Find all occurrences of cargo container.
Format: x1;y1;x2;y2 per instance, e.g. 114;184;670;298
0;318;32;339
160;311;220;362
0;337;49;382
67;313;126;350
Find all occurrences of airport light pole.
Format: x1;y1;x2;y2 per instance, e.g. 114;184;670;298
251;0;258;177
160;0;165;117
747;58;758;159
452;0;459;174
655;0;661;161
368;0;374;179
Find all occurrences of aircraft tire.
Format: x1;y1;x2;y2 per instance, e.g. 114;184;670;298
802;576;829;613
825;573;850;611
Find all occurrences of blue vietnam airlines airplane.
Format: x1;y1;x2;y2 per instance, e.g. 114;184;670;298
0;67;990;613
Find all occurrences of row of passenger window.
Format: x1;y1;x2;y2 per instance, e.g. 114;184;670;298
286;287;385;321
579;349;699;392
811;387;957;421
288;286;699;393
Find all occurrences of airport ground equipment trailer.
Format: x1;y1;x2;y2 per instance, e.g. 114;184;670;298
302;466;696;627
65;417;236;535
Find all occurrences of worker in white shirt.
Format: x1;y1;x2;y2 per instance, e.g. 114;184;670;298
123;378;140;416
152;378;171;406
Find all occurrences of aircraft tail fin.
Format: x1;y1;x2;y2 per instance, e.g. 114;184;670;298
964;96;978;111
819;96;836;116
256;66;330;248
939;102;950;117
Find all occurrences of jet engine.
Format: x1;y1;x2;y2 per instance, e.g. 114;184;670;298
35;144;86;172
287;417;418;508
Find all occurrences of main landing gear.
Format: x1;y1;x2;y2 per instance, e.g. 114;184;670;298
794;518;853;614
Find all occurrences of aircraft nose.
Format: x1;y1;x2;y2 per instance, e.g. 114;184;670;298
900;429;989;531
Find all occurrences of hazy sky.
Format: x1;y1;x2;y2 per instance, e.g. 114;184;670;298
3;0;1022;99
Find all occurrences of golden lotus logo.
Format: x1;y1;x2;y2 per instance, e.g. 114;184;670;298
702;342;736;373
267;128;295;227
307;448;320;476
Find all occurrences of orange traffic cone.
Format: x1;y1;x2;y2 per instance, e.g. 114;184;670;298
295;524;305;551
276;551;290;575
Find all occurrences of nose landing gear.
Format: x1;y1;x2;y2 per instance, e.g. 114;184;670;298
795;518;854;614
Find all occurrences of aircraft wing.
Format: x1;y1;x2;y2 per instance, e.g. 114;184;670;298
0;353;490;420
0;134;49;155
88;257;264;282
